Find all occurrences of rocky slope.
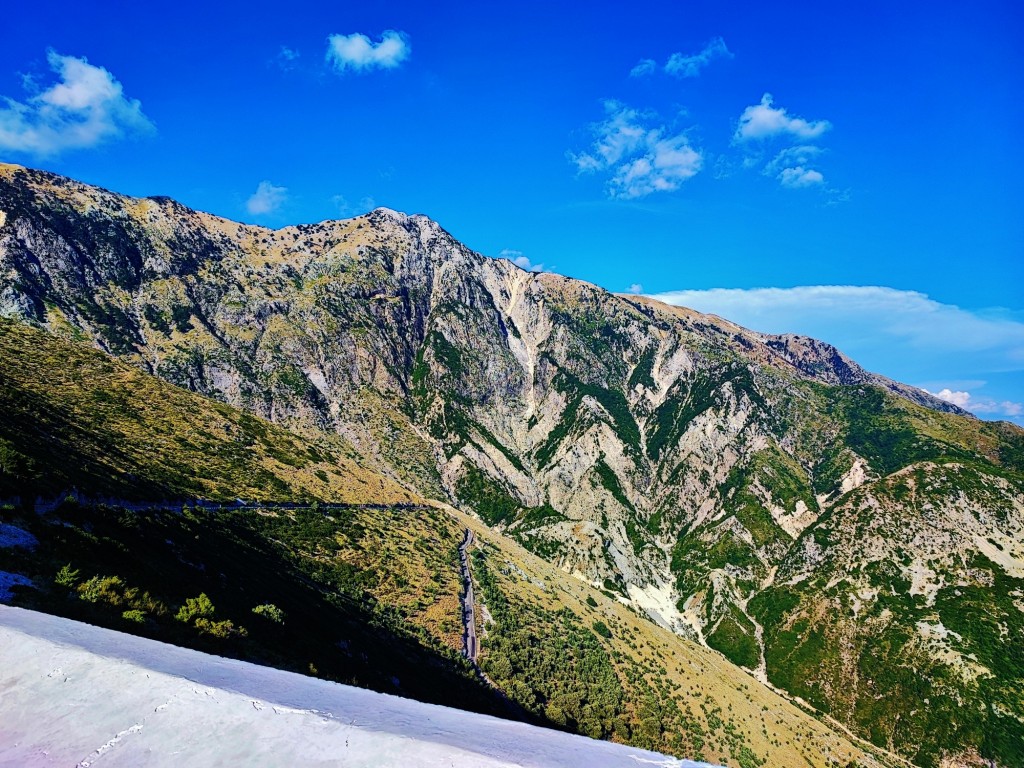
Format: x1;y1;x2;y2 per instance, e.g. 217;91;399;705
0;328;890;767
1;162;1022;766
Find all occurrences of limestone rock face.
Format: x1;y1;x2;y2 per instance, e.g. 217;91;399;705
2;163;1022;767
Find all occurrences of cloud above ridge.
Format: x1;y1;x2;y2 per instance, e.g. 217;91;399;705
0;50;153;156
648;284;1024;420
246;181;288;216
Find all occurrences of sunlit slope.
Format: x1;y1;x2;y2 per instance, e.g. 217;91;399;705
0;320;416;504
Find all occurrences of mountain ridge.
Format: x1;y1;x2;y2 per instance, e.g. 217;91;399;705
1;163;1022;766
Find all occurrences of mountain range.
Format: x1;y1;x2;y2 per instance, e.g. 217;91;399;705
1;162;1021;767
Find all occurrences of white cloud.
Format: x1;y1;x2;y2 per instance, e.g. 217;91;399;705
778;166;824;188
930;388;972;407
326;31;410;73
925;388;1023;418
647;285;1024;421
735;102;832;189
571;101;702;199
630;58;656;77
765;145;823;171
499;248;545;272
767;146;827;188
664;37;733;78
0;50;153;157
649;286;1024;361
246;181;288;216
626;283;644;294
735;93;830;142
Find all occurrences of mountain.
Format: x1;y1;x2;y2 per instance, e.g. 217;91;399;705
1;162;1022;766
0;321;891;767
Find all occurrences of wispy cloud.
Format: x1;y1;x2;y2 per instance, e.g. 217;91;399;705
631;38;732;79
735;94;830;142
246;181;288;216
629;59;656;78
0;50;153;157
665;37;733;78
326;31;410;73
331;193;376;217
571;101;702;199
778;166;824;188
499;248;546;273
764;145;823;173
648;285;1024;422
274;46;301;71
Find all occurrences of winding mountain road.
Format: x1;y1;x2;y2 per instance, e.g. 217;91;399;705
458;529;478;662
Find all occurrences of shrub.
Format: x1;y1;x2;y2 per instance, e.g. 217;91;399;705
122;609;146;624
592;620;612;639
54;563;80;588
176;592;216;623
194;617;245;639
78;575;125;605
252;603;286;624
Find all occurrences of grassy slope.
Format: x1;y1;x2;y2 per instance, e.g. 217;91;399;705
0;320;416;505
0;318;897;766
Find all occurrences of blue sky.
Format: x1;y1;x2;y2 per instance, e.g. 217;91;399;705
1;1;1022;423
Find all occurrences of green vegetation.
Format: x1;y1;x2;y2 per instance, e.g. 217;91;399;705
472;546;625;739
818;385;974;478
672;525;758;597
0;319;410;505
470;543;773;763
455;464;524;527
627;346;657;391
750;473;1024;768
537;370;642;465
594;459;634;512
707;605;759;670
252;603;286;624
